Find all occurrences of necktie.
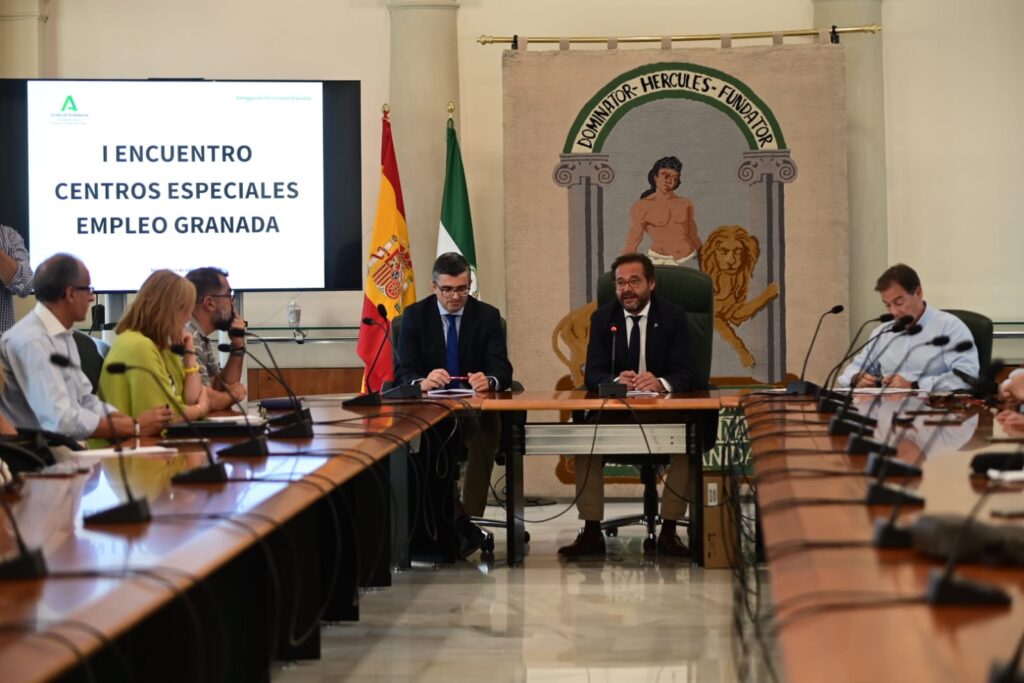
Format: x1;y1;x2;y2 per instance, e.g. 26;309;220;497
626;315;642;373
445;314;460;384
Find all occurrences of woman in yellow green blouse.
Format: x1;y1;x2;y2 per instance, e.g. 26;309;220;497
99;270;210;422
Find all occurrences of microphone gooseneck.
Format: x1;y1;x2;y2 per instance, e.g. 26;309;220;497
799;304;844;382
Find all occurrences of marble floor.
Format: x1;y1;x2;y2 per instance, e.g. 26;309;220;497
273;502;771;683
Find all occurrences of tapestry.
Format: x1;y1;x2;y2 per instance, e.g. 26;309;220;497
504;44;849;398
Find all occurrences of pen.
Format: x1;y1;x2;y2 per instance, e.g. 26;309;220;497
448;376;470;381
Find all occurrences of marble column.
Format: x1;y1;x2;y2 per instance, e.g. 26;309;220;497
0;0;47;77
553;154;616;309
388;0;461;296
814;0;888;337
737;150;798;382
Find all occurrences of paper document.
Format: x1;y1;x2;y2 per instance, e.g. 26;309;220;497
427;388;477;398
76;446;178;458
625;390;661;397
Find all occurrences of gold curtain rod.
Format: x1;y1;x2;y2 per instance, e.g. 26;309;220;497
477;24;880;46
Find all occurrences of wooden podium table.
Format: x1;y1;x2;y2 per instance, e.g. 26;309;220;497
482;390;722;566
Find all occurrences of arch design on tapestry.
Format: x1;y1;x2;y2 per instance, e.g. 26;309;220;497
552;62;798;382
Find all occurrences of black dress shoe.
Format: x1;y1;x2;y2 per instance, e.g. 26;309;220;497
456;519;486;560
557;528;606;558
657;530;690;558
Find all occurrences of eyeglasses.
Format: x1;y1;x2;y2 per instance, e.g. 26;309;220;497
73;285;95;295
208;290;235;300
614;277;646;290
435;285;470;297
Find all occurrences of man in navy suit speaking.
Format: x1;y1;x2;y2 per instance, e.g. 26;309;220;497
396;252;513;559
559;252;696;559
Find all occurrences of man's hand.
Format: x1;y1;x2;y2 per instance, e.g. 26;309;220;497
883;374;913;389
855;373;882;388
632;371;663;393
226;382;247;402
422;369;451;391
137;405;174;436
229;307;246;347
180;330;196;355
616;370;638;390
996;410;1024;436
467;371;490;394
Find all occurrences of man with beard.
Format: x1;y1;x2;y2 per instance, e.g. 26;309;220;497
184;267;247;410
558;252;697;558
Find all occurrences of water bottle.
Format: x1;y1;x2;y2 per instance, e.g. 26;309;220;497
287;298;301;328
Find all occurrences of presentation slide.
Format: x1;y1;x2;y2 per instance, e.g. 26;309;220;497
27;80;326;291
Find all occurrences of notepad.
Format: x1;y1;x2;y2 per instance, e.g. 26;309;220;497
426;388;477;398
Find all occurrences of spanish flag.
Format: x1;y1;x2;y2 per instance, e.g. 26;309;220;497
356;112;416;392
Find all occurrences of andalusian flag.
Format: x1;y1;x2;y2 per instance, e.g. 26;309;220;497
437;119;478;296
356;113;416;392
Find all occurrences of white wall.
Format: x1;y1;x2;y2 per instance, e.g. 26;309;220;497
28;0;1024;367
882;0;1024;358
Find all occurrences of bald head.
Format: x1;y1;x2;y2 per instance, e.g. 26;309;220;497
33;254;87;303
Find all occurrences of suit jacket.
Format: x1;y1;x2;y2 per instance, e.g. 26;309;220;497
584;293;695;393
396;295;513;390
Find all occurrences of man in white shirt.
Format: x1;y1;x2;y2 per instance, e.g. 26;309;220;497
837;264;978;392
0;253;172;440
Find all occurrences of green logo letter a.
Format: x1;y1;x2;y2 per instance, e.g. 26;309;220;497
61;96;77;112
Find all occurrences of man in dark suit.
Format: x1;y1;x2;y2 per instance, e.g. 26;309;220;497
558;252;695;558
396;252;513;558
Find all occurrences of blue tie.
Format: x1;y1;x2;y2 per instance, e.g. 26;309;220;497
445;314;460;385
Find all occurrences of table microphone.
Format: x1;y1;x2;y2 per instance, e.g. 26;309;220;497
954;359;1006;404
0;494;47;579
599;324;626;398
50;353;157;522
870;409;983;545
846;337;957;454
988;629;1024;683
817;313;896;404
787;304;844;396
919;486;1014;605
103;362;228;484
232;328;314;436
827;321;920;432
220;341;313;438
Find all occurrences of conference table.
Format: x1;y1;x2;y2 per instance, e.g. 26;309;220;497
738;392;1024;682
0;389;724;682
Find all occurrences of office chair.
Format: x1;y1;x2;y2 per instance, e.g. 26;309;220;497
944;309;993;372
591;265;715;550
73;330;111;393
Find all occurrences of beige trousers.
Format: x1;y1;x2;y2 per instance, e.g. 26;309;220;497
573;451;690;522
459;411;501;517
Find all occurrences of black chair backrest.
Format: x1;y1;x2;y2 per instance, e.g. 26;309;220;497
944;309;993;371
72;331;110;393
596;265;714;389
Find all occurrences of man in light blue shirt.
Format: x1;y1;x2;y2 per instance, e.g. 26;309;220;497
0;253;172;441
837;263;978;392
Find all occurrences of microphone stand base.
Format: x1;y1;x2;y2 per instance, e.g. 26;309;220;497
84;497;152;525
988;660;1024;683
0;546;47;580
268;408;313;426
871;517;913;548
269;420;314;439
342;392;382;408
847;435;892;455
172;461;229;484
785;380;820;396
216;435;270;458
865;453;921;478
382;384;422;399
864;482;925;506
926;568;1011;606
598;382;626;398
829;416;872;437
